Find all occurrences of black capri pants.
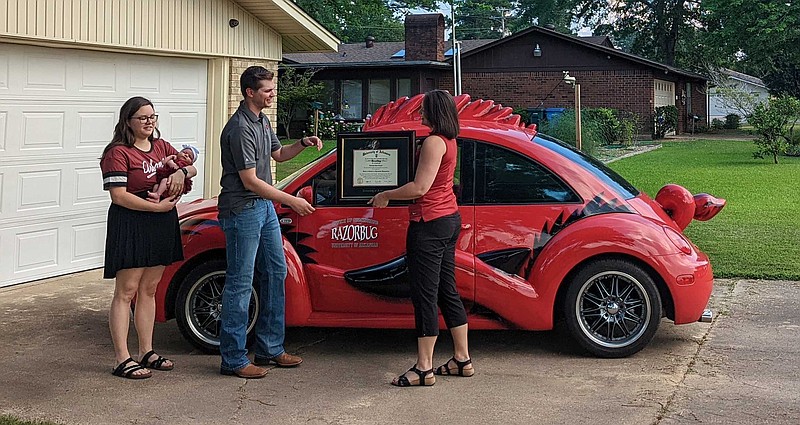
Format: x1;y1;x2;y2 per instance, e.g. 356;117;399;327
406;212;468;337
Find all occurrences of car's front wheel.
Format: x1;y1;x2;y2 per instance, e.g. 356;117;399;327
175;259;259;353
564;259;662;358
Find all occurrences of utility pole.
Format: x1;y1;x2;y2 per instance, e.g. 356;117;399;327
498;8;511;37
451;1;461;95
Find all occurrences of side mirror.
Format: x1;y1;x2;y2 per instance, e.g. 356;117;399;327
297;186;315;206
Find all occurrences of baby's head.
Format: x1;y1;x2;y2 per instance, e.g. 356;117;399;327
179;145;200;164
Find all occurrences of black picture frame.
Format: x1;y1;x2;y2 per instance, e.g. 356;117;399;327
336;131;416;201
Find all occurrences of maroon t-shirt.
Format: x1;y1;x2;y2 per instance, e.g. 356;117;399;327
100;139;179;195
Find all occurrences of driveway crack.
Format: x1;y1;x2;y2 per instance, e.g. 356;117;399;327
650;280;737;425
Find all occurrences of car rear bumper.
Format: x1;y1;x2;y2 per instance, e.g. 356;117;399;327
657;249;715;325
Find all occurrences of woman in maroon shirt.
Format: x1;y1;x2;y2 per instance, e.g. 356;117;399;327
370;90;474;387
100;96;197;379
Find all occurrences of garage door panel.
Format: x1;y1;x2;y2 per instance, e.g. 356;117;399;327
77;111;116;149
21;111;65;150
0;111;6;151
73;167;106;206
169;64;205;95
18;169;62;212
0;54;8;89
71;221;106;262
16;227;59;272
80;60;117;93
23;55;67;91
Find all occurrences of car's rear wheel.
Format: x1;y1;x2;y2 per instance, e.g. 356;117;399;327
564;259;662;358
175;259;259;353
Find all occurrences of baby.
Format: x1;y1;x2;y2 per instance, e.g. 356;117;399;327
148;145;199;202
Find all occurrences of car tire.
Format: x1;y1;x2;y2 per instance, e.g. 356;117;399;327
175;258;259;353
564;258;662;358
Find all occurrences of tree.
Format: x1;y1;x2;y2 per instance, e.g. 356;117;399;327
453;0;513;40
277;67;324;138
703;0;800;97
296;0;438;43
514;0;580;33
575;0;704;68
749;96;800;164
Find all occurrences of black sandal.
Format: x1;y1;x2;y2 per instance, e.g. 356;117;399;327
434;357;474;377
112;358;152;379
139;350;174;371
391;366;435;387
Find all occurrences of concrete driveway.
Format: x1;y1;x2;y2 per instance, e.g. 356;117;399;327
1;271;798;425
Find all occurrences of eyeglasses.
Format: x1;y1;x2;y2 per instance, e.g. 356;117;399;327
131;114;159;123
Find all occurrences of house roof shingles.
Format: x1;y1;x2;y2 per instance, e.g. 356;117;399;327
284;25;705;82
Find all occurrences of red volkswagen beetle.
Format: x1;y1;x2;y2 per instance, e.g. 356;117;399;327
155;94;725;358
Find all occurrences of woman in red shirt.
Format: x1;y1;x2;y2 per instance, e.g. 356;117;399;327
370;90;474;387
100;96;197;379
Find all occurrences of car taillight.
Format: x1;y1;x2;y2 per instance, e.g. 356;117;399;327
663;226;692;255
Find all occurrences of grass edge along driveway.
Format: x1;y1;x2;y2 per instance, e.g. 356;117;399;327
609;139;800;280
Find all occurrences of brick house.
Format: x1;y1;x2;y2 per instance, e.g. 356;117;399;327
284;13;708;136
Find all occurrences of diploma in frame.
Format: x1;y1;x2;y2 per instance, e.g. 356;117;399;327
337;131;415;201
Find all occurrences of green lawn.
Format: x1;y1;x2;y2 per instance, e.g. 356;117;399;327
276;140;334;180
609;140;800;280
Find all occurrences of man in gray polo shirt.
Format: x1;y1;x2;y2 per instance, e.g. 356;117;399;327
217;66;322;379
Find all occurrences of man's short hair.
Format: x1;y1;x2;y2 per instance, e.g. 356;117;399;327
240;66;275;98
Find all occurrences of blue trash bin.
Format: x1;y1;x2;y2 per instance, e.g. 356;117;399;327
543;108;566;126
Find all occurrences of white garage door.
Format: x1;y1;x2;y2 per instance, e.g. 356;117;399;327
0;44;207;287
654;79;676;108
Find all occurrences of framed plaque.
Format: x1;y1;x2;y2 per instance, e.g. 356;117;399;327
337;131;416;201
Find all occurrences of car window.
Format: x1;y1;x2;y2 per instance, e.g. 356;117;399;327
534;134;640;200
473;142;580;204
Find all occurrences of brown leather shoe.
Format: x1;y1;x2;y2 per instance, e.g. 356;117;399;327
220;363;268;379
254;352;303;368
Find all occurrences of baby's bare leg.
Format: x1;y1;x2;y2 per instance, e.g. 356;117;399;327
147;178;169;202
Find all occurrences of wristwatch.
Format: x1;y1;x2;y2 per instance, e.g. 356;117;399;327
180;167;188;176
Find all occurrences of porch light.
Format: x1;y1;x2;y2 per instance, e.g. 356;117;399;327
533;44;542;57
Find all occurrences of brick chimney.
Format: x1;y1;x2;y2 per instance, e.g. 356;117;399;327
404;14;444;62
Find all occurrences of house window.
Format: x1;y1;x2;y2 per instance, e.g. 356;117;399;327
369;79;391;114
397;78;412;98
319;80;337;111
341;80;363;119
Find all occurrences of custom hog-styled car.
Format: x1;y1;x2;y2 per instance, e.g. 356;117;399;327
155;94;725;358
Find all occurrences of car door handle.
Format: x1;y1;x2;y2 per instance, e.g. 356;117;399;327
461;224;471;230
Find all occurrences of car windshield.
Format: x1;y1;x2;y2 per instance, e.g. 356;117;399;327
275;149;336;190
534;133;640;200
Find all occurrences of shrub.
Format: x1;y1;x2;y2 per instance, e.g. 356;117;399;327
540;109;600;155
653;105;678;139
724;113;741;129
711;118;725;131
584;108;619;146
749;96;800;164
513;107;532;126
307;111;362;139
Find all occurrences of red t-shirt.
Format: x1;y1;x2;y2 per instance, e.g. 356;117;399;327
409;135;459;222
100;139;179;195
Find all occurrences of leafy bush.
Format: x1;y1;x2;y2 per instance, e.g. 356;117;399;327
653;105;678;139
749;96;800;163
711;118;725;131
787;131;800;157
584;108;619;146
307;111;362;139
512;107;532;126
724;113;741;129
540;109;600;155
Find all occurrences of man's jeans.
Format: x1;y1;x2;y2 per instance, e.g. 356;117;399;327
219;199;287;372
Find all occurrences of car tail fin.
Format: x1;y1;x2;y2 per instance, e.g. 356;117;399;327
655;184;726;231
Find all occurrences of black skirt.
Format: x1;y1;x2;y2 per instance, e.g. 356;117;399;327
103;203;184;279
